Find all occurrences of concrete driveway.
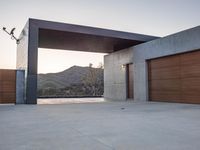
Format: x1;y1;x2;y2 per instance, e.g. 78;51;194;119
0;101;200;150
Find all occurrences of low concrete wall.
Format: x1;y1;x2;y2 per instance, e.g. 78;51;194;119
132;26;200;102
104;48;133;101
16;70;25;104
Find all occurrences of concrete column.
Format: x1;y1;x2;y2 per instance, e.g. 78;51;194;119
17;19;38;104
133;62;148;102
16;70;25;104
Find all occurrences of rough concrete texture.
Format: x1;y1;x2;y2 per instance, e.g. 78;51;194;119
1;101;200;150
104;48;133;101
132;26;200;102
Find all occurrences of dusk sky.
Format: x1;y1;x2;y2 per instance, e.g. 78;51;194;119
0;0;200;73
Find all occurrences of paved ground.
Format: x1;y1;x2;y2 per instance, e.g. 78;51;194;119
0;101;200;150
37;97;105;104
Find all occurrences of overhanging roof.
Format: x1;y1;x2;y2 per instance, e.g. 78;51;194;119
26;19;159;53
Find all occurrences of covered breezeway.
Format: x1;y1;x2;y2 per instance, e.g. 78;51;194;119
17;18;157;104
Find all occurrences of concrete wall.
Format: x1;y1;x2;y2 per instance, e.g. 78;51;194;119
104;48;133;101
132;26;200;102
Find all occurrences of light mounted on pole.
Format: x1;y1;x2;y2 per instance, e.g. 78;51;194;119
2;27;20;44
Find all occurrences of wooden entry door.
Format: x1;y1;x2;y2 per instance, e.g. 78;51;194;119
127;63;134;99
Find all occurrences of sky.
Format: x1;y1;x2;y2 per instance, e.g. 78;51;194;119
0;0;200;73
38;49;105;73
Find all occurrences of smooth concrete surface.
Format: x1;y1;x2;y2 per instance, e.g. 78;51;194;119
132;26;200;102
37;98;105;104
1;101;200;150
104;48;133;101
31;18;158;52
16;70;25;104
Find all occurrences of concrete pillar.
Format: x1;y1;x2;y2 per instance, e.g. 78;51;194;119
133;62;148;102
16;70;25;104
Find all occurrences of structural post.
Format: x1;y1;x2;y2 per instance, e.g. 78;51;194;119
16;70;25;104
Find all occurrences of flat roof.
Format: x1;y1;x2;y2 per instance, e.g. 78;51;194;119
26;18;159;53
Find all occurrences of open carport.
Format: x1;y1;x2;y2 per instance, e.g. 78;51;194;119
16;18;157;104
0;101;200;150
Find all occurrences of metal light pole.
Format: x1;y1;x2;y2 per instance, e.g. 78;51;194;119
2;27;20;44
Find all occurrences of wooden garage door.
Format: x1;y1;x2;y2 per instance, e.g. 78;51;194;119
0;70;16;104
148;50;200;104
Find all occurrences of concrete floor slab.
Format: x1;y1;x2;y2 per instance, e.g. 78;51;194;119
0;101;200;150
37;97;105;104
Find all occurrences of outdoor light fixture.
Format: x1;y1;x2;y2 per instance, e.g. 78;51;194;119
121;64;126;69
2;27;20;44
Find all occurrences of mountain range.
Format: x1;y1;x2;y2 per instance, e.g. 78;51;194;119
37;66;104;96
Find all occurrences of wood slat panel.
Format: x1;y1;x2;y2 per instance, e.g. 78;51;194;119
149;55;180;69
150;91;181;102
150;66;180;80
181;64;200;78
1;92;16;104
0;85;2;93
181;51;200;65
0;70;16;81
181;95;200;104
1;81;16;92
181;78;200;94
148;50;200;104
0;70;16;104
149;79;180;91
181;77;200;103
0;93;2;103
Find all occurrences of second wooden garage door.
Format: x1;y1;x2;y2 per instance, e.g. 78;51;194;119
148;50;200;104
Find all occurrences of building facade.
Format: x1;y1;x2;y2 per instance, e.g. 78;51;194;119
105;26;200;104
17;18;200;104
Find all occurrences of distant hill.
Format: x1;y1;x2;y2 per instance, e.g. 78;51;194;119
37;66;103;97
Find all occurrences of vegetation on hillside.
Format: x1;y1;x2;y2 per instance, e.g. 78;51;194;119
37;64;103;97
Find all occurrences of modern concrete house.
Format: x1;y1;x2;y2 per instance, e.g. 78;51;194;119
16;18;200;104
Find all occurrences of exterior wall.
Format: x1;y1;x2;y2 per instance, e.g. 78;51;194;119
104;48;133;101
132;26;200;102
16;18;200;104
